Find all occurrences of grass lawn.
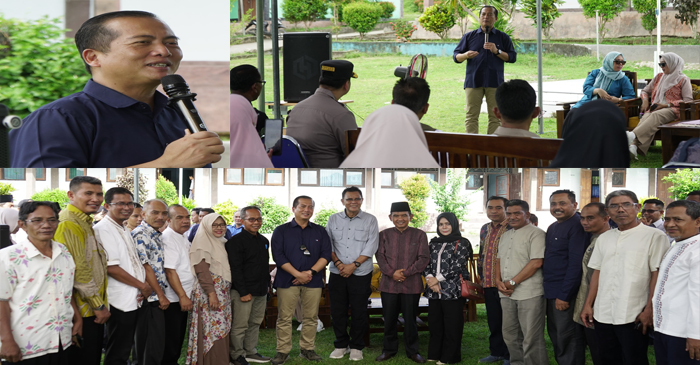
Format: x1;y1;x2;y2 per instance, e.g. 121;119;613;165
231;52;692;167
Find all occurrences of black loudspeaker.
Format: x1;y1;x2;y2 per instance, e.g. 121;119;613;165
0;225;10;249
283;32;332;103
0;128;8;168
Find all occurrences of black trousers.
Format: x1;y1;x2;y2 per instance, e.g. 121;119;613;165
546;298;585;365
328;272;372;350
582;325;603;365
66;316;103;365
3;340;69;365
427;298;465;364
162;302;189;365
134;302;165;365
104;306;143;365
654;332;700;365
380;292;420;357
594;320;649;365
484;287;510;359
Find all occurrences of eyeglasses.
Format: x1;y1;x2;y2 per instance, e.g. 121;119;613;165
614;60;626;65
641;209;659;214
300;244;311;256
212;223;227;229
245;218;263;223
256;80;266;85
110;202;135;208
608;202;636;210
25;218;59;226
344;198;362;202
658;62;667;67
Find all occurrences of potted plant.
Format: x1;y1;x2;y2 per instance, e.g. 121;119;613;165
0;183;16;203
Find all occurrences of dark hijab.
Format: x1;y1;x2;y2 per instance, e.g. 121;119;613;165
431;212;473;257
549;99;630;168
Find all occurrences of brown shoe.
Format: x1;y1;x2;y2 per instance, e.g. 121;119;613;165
375;353;396;362
410;354;427;363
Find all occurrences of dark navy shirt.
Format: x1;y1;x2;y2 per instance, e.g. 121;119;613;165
10;79;189;167
453;27;517;89
543;213;590;302
271;219;332;289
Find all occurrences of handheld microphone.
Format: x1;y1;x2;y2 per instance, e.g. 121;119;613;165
0;104;22;168
161;75;209;133
484;26;490;43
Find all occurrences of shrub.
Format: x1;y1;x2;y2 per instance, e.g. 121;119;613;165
343;2;383;40
521;0;564;41
282;0;330;31
115;171;149;205
391;20;418;41
31;188;69;209
0;16;90;118
662;169;700;199
181;197;197;212
247;196;291;234
378;1;396;18
398;174;430;228
155;175;179;206
418;3;456;40
213;199;239;225
0;183;15;195
313;206;338;227
429;169;477;221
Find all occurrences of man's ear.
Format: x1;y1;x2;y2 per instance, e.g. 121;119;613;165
493;107;502;120
82;49;101;69
421;103;429;115
531;106;541;119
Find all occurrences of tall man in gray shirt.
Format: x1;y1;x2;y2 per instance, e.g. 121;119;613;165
326;187;379;361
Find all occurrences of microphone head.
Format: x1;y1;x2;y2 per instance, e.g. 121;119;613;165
161;74;191;98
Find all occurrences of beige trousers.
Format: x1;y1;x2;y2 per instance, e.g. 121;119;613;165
276;286;322;353
632;108;676;155
465;87;500;134
501;295;548;365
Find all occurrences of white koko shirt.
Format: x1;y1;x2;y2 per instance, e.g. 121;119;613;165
162;227;195;303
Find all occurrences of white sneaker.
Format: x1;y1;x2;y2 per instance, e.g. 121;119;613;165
629;144;638;160
329;347;349;359
349;349;363;361
626;131;636;145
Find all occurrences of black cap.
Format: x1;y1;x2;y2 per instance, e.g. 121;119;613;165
320;60;358;81
390;202;411;214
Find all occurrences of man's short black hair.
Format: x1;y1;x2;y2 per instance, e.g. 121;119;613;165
104;187;133;205
479;5;499;18
200;208;216;215
231;64;260;93
19;201;60;222
506;199;529;213
74;11;158;75
240;205;262;219
583;202;608;218
550;189;576;204
495;79;536;123
293;195;315;208
667;200;700;219
192;207;202;214
319;77;348;90
342;186;363;200
486;196;508;207
687;190;700;198
134;203;143;209
529;213;538;224
69;176;102;192
605;190;638;207
643;198;665;209
392;77;430;114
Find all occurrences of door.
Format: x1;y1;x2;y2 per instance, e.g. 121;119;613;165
656;169;675;205
580;169;592;208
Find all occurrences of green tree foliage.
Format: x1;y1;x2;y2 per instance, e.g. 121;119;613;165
213;199;239;225
31;188;69;209
670;0;700;38
282;0;330;30
0;16;90;118
520;0;564;40
247;196;291;234
115;171;149;205
378;1;397;18
0;183;15;195
398;174;431;228
465;4;519;47
419;3;457;40
343;2;383;40
155;176;179;206
578;0;626;40
181;197;197;212
662;169;700;199
429;169;478;221
312;206;337;227
633;0;668;43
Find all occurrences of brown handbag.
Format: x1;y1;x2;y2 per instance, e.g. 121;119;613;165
460;244;484;300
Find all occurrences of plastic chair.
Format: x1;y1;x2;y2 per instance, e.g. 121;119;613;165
261;135;310;168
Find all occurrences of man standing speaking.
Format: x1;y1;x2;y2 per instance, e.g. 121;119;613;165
453;6;517;134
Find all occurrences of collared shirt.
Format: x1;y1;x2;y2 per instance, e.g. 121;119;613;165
94;215;145;312
162;227;195;303
376;227;430;295
650;218;673;244
9;79;197;168
227;225;243;237
286;88;358;167
653;233;699;340
588;223;669;325
493;126;540;138
271;219;332;289
498;224;546;300
54;204;108;317
479;220;511;288
544;213;590;302
453;27;517;89
226;229;271;297
326;210;379;276
573;233;602;326
132;222;167;302
0;239;75;360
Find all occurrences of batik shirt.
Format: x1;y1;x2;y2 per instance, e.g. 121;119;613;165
132;222;166;302
0;239;76;360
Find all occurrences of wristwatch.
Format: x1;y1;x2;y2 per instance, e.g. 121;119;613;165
310;269;318;276
497;49;502;55
95;304;106;311
508;279;516;287
353;261;361;268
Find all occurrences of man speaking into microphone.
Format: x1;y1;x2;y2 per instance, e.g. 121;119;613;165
9;10;224;167
453;5;516;135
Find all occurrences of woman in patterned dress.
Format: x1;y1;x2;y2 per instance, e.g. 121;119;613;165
186;213;232;365
424;212;473;364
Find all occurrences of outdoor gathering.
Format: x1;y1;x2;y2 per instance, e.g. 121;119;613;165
0;167;697;365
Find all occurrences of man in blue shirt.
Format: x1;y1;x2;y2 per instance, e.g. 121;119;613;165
227;210;244;237
9;11;224;168
453;6;517;134
270;196;332;365
544;190;589;365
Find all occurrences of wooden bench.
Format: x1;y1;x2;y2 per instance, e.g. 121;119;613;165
345;129;562;168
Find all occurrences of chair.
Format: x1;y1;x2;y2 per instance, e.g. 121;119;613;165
262;135;310;168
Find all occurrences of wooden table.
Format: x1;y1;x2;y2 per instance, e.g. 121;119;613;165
265;100;354;116
659;120;700;164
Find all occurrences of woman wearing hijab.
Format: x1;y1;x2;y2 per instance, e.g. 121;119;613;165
230;93;274;168
186;213;232;365
0;208;20;246
339;104;440;168
550;99;630;168
423;213;473;364
628;52;694;157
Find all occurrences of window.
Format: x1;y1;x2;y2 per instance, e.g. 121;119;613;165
298;169;364;187
224;169;284;186
346;170;364;186
543;169;559;186
0;169;24;180
381;172;394;188
466;173;484;189
224;169;243;185
320;170;344;187
244;169;265;185
265;169;284;185
34;169;46;181
66;168;86;180
107;168;124;182
299;170;318;186
612;169;626;187
380;169;438;188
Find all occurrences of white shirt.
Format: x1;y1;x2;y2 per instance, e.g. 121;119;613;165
94;215;145;312
652;234;700;340
650;218;673;244
588;223;669;324
0;239;75;360
162;227;195;303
